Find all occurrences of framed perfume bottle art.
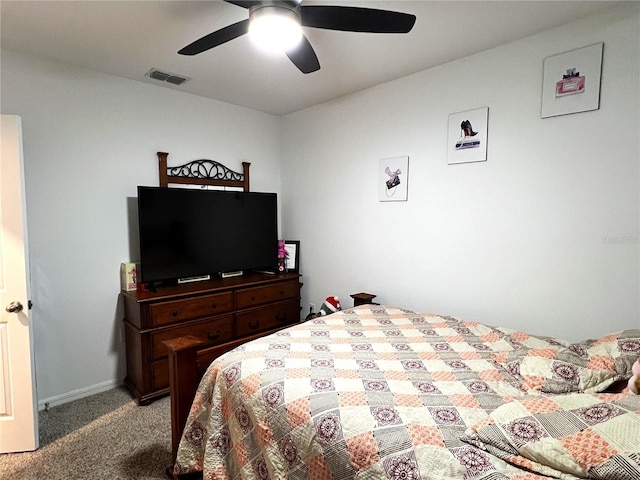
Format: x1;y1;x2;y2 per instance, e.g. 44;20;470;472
541;42;603;118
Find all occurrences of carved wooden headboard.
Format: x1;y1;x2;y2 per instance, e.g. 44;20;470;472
157;151;250;191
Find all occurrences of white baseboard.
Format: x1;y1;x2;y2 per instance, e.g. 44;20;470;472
38;379;123;411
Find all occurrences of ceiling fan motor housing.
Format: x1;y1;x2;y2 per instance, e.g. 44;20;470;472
249;0;301;19
248;1;303;52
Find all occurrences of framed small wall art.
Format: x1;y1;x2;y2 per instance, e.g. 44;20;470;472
541;42;603;118
284;240;299;273
379;156;409;202
447;107;489;165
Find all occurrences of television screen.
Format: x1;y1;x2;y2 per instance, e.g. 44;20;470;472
137;186;278;285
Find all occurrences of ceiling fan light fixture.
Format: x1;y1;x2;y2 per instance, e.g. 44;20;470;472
249;5;302;53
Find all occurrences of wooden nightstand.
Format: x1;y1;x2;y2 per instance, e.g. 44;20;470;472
350;292;377;307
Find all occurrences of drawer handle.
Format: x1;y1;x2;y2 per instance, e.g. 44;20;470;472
249;320;260;330
211;303;217;309
276;314;287;323
279;290;285;295
172;310;178;317
207;331;220;341
251;296;256;301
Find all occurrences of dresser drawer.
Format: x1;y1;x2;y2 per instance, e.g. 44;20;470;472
236;300;299;337
235;281;298;309
149;292;233;327
151;359;169;391
151;315;234;360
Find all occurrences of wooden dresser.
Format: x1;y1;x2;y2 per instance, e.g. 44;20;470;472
122;272;300;405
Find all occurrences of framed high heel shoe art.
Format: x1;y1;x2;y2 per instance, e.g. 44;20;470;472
447;107;489;165
541;43;603;118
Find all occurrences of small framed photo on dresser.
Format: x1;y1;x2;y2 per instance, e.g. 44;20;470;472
284;240;300;273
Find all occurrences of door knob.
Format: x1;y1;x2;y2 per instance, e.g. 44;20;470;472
6;301;23;313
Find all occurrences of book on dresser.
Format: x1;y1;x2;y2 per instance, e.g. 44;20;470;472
121;272;301;405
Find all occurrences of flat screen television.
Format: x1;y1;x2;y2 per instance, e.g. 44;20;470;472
137;186;278;286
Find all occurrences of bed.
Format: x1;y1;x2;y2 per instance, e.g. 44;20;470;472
165;305;640;480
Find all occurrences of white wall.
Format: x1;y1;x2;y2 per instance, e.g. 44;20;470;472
1;51;282;406
281;4;639;342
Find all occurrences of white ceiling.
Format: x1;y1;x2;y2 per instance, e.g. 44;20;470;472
1;1;624;116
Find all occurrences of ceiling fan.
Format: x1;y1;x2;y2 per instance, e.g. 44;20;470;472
178;0;416;74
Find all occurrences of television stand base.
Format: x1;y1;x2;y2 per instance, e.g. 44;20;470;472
254;270;276;275
177;275;211;284
220;270;243;279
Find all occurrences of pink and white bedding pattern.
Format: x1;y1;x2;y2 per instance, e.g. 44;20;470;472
173;306;640;480
464;392;640;479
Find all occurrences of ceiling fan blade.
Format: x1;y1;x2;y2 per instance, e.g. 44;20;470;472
223;0;259;8
286;35;320;74
178;19;250;55
301;6;416;33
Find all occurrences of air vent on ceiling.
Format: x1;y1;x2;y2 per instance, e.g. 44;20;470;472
146;68;190;86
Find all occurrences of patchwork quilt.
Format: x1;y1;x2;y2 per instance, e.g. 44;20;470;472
173;306;640;480
464;392;640;480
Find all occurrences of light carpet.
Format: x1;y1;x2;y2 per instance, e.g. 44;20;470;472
0;386;172;479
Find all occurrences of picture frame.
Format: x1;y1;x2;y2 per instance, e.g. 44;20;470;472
379;156;409;202
284;240;300;273
447;107;489;165
541;42;603;118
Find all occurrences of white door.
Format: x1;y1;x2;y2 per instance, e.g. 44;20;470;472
0;114;38;453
